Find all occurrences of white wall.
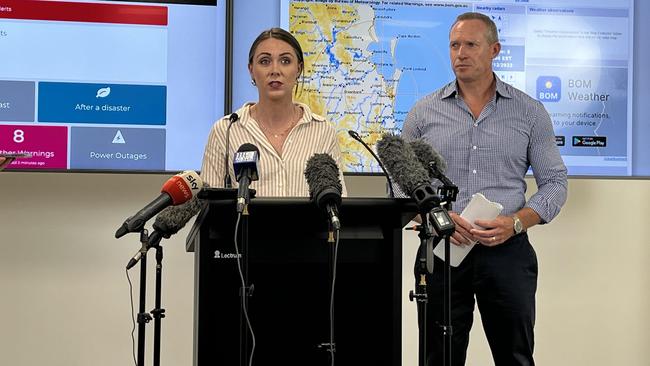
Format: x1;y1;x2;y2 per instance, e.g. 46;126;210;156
400;178;650;366
1;173;649;365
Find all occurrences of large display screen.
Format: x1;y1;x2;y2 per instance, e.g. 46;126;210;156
0;0;224;172
3;0;648;177
271;0;635;176
233;0;645;176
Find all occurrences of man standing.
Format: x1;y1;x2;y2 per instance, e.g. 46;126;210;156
401;12;568;366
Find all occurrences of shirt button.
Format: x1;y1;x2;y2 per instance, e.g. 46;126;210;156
473;123;478;127
472;145;477;150
472;169;477;174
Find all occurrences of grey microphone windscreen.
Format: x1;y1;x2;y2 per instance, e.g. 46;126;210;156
409;139;447;179
376;134;431;196
153;182;209;236
304;153;342;205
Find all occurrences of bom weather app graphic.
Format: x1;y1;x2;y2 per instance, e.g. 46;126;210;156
537;76;561;102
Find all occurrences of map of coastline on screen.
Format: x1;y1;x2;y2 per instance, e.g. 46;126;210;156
282;0;633;175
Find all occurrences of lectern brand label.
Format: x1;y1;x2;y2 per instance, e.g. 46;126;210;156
214;250;241;259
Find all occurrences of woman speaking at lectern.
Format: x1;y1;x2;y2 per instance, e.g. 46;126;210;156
200;27;347;196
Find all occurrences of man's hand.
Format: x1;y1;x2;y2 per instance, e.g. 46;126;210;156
471;215;516;246
449;212;476;247
471;208;541;246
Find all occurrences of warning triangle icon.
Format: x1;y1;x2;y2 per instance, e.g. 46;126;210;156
112;130;126;144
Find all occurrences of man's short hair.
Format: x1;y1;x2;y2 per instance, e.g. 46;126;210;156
451;12;499;44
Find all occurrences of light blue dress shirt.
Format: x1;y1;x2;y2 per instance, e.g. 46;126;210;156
401;76;568;223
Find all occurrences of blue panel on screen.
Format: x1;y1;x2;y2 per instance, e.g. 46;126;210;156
38;82;167;125
70;127;165;170
536;76;562;102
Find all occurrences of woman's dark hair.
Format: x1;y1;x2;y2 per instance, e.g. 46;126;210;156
248;27;305;95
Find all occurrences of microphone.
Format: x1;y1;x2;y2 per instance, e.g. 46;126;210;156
152;183;208;237
376;134;440;212
233;143;260;213
125;185;207;270
304;153;342;230
347;130;394;197
408;139;455;187
223;113;240;188
379;136;455;279
115;170;203;238
409;139;458;203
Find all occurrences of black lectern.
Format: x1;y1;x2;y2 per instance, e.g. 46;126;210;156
186;195;417;366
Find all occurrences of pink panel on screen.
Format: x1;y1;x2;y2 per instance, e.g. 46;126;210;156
0;125;68;169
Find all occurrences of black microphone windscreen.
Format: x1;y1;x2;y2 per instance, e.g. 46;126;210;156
409;139;447;178
153;183;208;236
233;143;260;182
376;134;431;195
236;143;259;153
304;153;342;206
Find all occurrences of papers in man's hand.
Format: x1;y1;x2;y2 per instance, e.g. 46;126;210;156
433;193;503;267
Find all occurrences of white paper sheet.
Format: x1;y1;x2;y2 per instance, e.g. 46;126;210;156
433;193;503;267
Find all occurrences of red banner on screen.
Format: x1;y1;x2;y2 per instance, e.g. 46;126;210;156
0;0;168;26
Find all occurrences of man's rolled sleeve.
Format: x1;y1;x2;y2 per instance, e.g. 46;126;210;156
526;102;568;223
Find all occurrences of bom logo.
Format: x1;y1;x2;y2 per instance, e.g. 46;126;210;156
536;76;561;102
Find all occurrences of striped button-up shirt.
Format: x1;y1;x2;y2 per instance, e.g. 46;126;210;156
201;102;347;197
401;77;567;223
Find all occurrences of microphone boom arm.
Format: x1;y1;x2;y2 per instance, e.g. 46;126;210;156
348;130;395;197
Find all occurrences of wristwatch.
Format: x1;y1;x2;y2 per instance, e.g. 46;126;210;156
513;215;524;234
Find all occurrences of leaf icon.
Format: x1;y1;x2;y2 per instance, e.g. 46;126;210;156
96;87;111;98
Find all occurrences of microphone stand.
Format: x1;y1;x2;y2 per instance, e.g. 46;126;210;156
409;214;436;366
436;183;458;366
149;233;166;366
135;230;152;366
131;230;167;366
